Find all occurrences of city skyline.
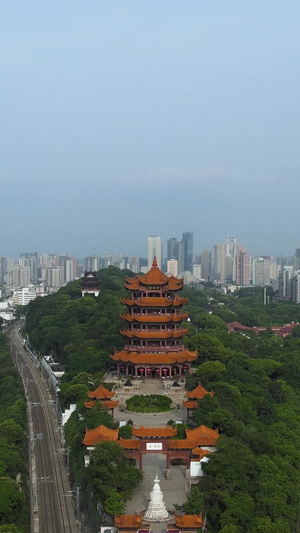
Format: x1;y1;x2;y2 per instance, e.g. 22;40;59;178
2;2;300;258
1;232;300;264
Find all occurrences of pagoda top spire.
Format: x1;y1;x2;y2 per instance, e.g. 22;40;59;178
152;256;158;269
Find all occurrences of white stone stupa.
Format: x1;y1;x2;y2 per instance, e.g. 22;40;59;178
144;474;169;522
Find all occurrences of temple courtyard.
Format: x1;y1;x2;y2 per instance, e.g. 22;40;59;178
103;371;191;533
125;453;188;515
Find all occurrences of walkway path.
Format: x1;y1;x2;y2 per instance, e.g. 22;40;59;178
104;371;190;533
104;370;188;427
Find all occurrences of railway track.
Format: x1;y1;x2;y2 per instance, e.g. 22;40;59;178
8;325;78;533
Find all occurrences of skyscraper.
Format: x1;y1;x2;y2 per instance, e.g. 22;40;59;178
214;243;227;281
279;265;294;297
252;256;271;286
0;256;6;286
167;238;178;260
214;236;243;282
235;249;251;286
84;256;100;272
182;232;193;273
200;250;211;281
148;236;162;270
20;252;38;283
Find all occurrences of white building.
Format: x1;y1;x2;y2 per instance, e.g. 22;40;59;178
148;236;162;270
193;264;202;280
13;286;37;306
167;259;178;277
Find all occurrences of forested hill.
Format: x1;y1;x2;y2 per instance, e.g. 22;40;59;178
0;333;29;532
25;266;135;378
182;287;300;532
24;271;300;531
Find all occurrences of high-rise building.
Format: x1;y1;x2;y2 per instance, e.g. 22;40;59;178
115;253;126;270
20;252;38;283
0;256;6;286
101;253;114;269
279;266;294;298
167;259;178;277
177;240;184;275
200;250;211;281
167;238;178;260
182;232;193;273
214;243;227;281
193;264;202;280
127;256;140;274
292;271;300;303
84;256;100;272
167;237;183;274
45;267;63;291
65;259;75;283
295;249;300;270
148;236;162;270
57;253;76;284
214;237;243;282
235;249;251;286
12;266;31;288
252;256;271;286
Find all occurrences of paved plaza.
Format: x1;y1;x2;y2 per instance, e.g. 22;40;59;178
105;370;188;427
103;371;191;533
125;454;188;533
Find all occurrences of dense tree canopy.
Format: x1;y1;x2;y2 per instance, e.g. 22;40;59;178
25;267;134;379
87;441;143;504
0;335;29;531
24;271;300;531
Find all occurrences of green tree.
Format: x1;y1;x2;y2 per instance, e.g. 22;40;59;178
104;491;125;516
195;360;226;383
0;478;25;524
0;525;23;533
87;441;143;504
118;425;132;439
65;384;88;404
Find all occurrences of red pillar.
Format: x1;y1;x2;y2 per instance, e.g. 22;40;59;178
166;452;170;469
186;453;190;468
139;453;143;469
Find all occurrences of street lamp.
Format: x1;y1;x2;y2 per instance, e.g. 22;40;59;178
64;487;80;524
55;447;70;471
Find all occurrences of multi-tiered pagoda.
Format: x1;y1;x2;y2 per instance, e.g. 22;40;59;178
111;258;197;379
81;271;100;297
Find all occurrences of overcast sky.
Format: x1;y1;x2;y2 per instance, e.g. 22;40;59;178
1;1;300;259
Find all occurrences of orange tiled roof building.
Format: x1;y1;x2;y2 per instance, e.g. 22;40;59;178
84;383;119;414
183;382;214;418
83;423;218;469
114;514;150;533
167;512;205;533
111;258;197;378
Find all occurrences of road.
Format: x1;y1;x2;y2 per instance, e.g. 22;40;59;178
7;324;79;533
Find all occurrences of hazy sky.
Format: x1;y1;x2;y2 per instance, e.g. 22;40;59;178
1;1;300;259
